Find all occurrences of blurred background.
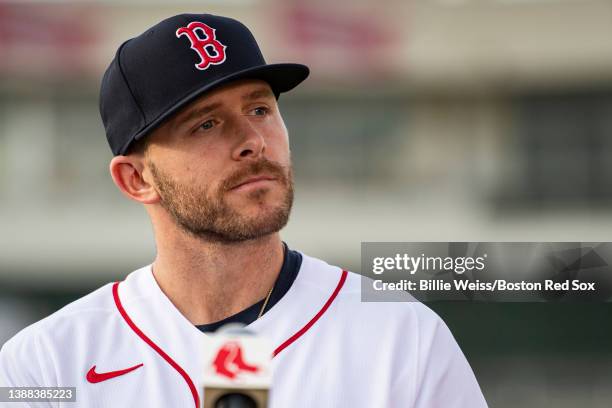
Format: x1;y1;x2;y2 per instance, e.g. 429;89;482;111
1;0;612;406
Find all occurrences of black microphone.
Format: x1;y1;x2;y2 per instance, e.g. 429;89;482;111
214;393;258;408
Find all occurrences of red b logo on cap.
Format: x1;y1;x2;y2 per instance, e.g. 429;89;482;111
176;21;227;71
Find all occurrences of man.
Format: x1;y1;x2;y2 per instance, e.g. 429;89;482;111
0;14;488;407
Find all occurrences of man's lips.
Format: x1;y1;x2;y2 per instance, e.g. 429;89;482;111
229;175;277;191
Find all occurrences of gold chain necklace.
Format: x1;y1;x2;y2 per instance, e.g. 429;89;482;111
257;285;274;319
257;244;285;319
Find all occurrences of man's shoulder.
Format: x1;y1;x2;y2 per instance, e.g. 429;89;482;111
1;281;117;353
343;269;443;330
277;253;488;407
2;264;156;354
298;252;442;327
0;279;127;386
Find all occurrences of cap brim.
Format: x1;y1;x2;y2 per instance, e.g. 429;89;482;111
120;63;309;155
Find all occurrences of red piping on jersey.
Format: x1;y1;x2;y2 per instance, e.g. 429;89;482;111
111;268;347;405
112;282;200;408
273;269;348;357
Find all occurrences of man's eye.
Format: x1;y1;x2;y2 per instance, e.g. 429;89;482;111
253;107;268;116
199;120;214;130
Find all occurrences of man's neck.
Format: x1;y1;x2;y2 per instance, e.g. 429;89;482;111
151;230;284;326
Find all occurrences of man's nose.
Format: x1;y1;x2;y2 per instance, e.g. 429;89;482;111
231;116;266;160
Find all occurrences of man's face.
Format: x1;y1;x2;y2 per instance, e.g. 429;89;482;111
143;79;294;243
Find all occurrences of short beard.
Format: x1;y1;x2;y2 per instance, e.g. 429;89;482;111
148;158;294;244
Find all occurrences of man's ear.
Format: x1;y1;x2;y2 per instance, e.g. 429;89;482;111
109;155;160;204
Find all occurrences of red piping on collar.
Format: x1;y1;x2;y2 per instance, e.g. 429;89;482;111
112;282;200;408
273;269;348;357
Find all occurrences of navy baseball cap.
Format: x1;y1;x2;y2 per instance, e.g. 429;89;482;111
100;13;309;156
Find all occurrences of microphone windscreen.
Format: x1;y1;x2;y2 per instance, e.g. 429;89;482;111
214;393;258;408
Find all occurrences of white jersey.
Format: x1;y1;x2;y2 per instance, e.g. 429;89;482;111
0;253;488;407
